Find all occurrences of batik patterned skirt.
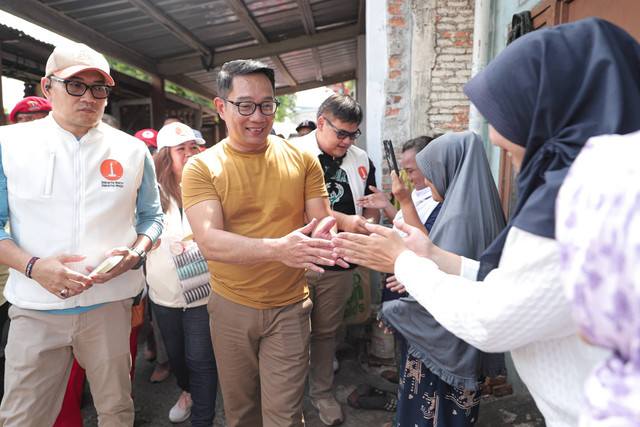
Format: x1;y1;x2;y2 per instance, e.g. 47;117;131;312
395;353;482;427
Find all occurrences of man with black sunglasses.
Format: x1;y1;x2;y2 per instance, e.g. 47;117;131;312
298;93;380;425
0;42;162;426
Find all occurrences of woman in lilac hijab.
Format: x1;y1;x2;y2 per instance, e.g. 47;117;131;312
557;131;640;426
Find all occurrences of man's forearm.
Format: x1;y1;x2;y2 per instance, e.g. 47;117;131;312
0;239;32;274
196;228;280;265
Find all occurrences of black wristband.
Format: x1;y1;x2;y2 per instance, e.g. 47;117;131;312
25;256;39;278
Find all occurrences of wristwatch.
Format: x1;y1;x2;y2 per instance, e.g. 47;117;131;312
130;247;147;270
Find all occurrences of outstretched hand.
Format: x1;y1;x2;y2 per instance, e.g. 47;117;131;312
311;217;349;268
276;218;343;273
356;185;390;210
394;220;435;259
331;223;407;273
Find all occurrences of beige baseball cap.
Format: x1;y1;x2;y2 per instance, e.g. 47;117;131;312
45;42;115;86
157;122;206;150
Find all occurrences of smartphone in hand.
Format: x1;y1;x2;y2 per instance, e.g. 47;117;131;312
383;139;399;175
89;255;124;277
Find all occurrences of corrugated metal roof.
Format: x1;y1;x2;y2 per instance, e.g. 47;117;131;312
1;0;364;99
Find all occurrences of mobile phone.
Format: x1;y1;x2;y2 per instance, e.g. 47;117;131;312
89;255;124;277
383;139;399;175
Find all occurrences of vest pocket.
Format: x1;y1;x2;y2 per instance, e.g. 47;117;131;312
43;153;55;197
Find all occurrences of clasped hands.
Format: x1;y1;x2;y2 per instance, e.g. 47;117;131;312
331;220;434;274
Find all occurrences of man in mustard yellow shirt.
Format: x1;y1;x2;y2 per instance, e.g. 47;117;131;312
183;59;345;427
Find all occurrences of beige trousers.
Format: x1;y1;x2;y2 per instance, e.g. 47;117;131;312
208;292;312;427
306;269;354;399
0;300;134;427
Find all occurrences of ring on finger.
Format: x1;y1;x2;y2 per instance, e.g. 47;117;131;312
60;287;69;298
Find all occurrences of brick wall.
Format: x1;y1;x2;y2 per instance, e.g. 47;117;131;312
382;0;413;192
379;0;474;195
430;0;474;134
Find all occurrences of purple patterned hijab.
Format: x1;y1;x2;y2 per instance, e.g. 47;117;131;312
557;132;640;425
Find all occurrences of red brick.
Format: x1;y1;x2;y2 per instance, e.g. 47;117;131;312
393;96;402;103
442;31;452;38
389;17;405;27
388;4;402;15
386;107;400;117
389;70;401;79
455;31;469;38
388;57;401;69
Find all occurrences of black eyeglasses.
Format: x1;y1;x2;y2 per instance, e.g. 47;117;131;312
221;98;280;116
49;76;113;99
322;116;361;140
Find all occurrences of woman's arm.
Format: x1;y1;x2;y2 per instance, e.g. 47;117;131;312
396;228;577;352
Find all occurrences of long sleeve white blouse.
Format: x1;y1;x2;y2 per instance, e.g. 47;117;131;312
395;226;608;427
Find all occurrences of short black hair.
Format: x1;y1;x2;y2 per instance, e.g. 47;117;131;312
163;115;183;123
217;59;276;98
402;135;435;153
317;94;363;125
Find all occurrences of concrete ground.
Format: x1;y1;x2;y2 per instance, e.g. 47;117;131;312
81;323;545;426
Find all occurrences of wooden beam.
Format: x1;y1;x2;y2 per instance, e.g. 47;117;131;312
158;24;360;75
165;92;216;117
0;0;158;74
128;0;212;59
222;0;297;88
150;76;165;129
165;74;218;100
293;1;323;82
275;71;355;95
295;0;316;34
223;0;269;44
357;0;366;36
311;47;323;81
271;56;298;88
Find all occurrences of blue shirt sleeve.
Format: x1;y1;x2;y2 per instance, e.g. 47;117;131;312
0;145;12;242
135;149;163;244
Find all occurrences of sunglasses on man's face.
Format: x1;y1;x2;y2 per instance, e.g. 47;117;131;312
322;116;361;140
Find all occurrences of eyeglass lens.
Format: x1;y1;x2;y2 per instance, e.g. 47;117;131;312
324;117;361;140
235;101;278;116
66;81;111;98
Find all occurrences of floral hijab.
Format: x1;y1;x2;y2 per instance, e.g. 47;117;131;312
557;132;640;426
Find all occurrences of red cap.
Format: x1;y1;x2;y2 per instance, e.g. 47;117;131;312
9;97;52;123
134;129;158;147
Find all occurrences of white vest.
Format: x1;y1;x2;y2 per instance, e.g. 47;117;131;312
297;130;370;216
0;116;148;309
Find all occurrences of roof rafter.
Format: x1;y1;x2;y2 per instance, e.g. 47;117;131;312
275;71;356;96
223;0;297;88
127;0;212;60
1;0;157;74
158;24;360;75
295;0;323;81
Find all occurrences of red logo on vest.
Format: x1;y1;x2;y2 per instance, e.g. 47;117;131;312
358;166;367;180
100;160;123;181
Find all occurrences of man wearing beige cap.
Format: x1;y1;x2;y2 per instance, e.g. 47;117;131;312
0;42;163;426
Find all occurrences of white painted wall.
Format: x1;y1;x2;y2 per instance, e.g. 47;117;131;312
366;0;388;192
